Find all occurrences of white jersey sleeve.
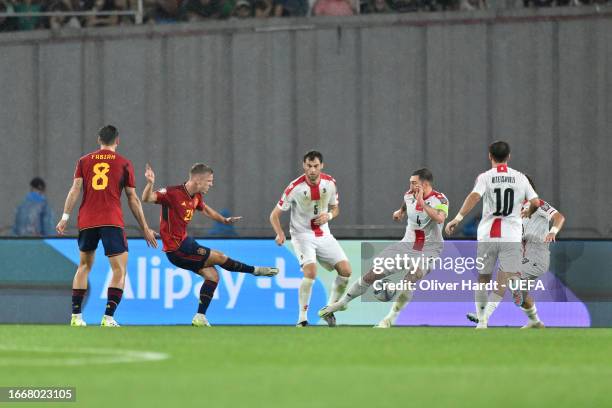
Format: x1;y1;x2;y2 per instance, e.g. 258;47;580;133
524;175;538;201
328;181;338;206
277;182;296;212
537;200;557;221
472;173;487;197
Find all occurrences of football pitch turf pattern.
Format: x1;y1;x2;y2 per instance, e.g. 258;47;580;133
1;326;612;408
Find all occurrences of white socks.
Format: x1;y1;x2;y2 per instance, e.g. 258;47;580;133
384;289;414;323
521;304;540;323
475;288;488;321
298;277;314;323
328;276;350;305
482;292;503;322
340;277;370;306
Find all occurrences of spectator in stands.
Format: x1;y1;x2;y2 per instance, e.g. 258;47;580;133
312;0;355;15
13;177;55;237
85;0;119;26
363;0;391;12
231;0;251;17
273;0;308;16
113;0;136;24
0;0;18;31
153;0;183;22
47;0;82;29
254;0;273;16
180;0;233;20
14;0;44;30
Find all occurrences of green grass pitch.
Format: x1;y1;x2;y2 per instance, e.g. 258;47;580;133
1;325;612;408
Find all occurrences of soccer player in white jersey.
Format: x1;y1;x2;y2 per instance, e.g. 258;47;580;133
269;151;352;327
319;168;448;327
467;175;565;328
445;141;541;329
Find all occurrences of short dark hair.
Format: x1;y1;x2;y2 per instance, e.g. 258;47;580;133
525;174;536;191
98;125;119;145
489;141;511;163
190;163;214;176
30;177;46;191
412;168;433;183
303;150;323;163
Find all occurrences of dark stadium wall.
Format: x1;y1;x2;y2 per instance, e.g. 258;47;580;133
0;8;611;238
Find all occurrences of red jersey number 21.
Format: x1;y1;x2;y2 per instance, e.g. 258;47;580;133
92;163;110;191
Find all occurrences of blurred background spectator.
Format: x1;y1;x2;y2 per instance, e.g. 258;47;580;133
84;0;118;26
13;0;44;30
231;0;251;18
253;0;272;16
312;0;354;15
180;0;234;20
363;0;391;12
0;0;18;31
273;0;307;16
46;0;81;29
0;0;610;32
13;177;55;237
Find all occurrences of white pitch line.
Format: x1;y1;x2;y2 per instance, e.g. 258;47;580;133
0;345;169;366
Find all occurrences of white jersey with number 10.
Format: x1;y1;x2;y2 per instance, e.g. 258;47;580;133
472;164;538;242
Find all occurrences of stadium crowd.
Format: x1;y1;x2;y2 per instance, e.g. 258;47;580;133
0;0;609;31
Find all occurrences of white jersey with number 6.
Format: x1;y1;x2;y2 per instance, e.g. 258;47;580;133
277;173;338;238
472;164;538;242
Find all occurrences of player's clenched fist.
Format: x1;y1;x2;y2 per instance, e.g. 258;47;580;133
445;219;459;235
392;209;405;221
275;232;286;246
56;219;67;235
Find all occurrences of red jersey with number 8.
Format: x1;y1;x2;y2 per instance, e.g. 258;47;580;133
74;149;135;230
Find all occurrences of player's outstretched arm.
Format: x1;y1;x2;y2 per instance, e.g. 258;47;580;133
269;207;286;246
202;204;242;225
545;210;565;243
445;192;480;235
125;187;158;248
56;178;83;235
141;163;157;203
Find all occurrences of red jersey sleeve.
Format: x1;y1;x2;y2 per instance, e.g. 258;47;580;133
196;194;205;212
74;159;83;179
155;188;170;206
124;160;136;189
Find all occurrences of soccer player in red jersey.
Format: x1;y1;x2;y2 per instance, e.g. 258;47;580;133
56;126;158;327
142;163;278;327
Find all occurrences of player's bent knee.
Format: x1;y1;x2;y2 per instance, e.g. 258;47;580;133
301;263;317;279
335;260;352;277
200;267;219;282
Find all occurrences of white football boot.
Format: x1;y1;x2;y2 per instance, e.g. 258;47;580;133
192;313;211;327
101;315;121;327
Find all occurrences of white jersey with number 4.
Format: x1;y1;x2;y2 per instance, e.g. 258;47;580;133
277;173;338;238
402;190;448;249
472;164;538;242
